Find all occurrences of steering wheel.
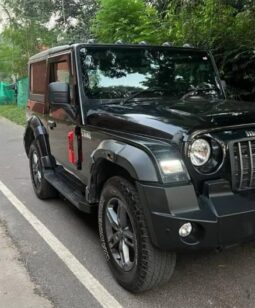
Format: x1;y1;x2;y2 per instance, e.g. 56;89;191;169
181;82;215;101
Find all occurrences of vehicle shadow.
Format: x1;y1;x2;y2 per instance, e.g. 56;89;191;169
137;243;255;307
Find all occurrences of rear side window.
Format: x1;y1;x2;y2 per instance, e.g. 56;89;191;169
30;61;46;95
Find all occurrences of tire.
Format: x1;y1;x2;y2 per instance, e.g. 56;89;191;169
98;176;176;293
29;140;57;199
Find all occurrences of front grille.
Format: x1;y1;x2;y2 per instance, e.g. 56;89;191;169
230;140;255;191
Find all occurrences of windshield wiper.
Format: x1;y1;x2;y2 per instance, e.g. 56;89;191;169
122;87;167;104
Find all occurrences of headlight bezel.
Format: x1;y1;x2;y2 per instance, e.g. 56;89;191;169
188;136;225;175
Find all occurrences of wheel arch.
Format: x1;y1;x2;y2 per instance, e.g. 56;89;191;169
24;116;54;169
24;125;35;156
86;139;159;203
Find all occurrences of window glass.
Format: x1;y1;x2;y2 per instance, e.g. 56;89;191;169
54;61;70;83
80;47;223;100
50;58;74;103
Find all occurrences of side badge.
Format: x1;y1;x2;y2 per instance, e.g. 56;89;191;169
81;130;91;140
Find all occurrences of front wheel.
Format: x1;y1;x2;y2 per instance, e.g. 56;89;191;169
98;176;176;293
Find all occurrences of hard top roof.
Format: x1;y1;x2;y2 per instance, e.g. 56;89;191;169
29;43;207;62
29;45;71;62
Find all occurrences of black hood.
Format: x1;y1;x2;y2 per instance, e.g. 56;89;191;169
86;98;255;140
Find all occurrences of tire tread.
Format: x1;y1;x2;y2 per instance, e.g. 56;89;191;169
100;176;176;293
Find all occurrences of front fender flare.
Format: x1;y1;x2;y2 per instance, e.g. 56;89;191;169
91;139;158;182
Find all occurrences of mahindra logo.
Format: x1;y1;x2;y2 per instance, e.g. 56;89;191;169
245;131;255;137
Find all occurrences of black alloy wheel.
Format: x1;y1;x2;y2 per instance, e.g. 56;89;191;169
105;197;137;272
31;149;42;189
98;176;176;293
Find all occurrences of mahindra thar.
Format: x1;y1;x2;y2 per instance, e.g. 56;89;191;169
24;42;255;292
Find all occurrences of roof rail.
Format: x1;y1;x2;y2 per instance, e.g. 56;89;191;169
87;39;96;44
115;40;124;45
139;41;148;45
183;43;193;48
162;42;173;47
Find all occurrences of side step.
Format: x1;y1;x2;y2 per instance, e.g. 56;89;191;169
44;168;97;214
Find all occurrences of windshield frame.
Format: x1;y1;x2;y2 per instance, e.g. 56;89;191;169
76;44;226;106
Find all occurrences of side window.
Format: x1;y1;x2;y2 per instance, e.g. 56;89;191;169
49;55;75;104
54;61;70;83
30;61;46;96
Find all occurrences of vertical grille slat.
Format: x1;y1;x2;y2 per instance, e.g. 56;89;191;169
238;143;244;190
248;141;254;187
230;140;255;191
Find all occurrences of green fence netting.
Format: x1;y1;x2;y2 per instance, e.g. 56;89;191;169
17;77;29;107
0;82;15;104
0;77;28;106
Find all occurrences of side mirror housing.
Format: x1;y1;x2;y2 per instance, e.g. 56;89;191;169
49;82;70;105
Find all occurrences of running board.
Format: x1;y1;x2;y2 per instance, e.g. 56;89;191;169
44;168;97;214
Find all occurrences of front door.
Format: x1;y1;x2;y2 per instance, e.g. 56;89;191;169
47;52;86;184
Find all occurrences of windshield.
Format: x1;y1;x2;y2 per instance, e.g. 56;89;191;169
79;47;224;101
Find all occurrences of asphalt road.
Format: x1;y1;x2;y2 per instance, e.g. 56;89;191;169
1;117;255;308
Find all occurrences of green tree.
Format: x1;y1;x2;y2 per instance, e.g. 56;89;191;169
2;0;98;42
92;0;162;44
145;0;171;16
52;0;99;42
0;23;56;78
0;0;57;79
2;0;53;24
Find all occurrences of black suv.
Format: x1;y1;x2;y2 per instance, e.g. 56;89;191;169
24;42;255;292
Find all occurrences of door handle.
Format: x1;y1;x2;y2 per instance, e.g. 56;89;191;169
48;120;57;129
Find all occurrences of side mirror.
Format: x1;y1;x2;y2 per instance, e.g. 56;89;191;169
49;82;70;105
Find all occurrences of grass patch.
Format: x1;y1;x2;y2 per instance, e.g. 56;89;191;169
0;104;26;126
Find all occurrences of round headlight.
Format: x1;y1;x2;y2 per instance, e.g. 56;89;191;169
190;139;211;166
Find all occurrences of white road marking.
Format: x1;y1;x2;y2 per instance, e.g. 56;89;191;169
0;180;123;308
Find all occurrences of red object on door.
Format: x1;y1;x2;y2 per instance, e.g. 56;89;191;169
67;131;75;164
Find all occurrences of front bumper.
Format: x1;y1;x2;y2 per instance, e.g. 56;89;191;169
136;179;255;251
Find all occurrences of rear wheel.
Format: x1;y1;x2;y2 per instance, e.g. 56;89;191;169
29;141;57;199
98;176;176;292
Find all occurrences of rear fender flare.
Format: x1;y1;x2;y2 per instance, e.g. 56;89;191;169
24;116;53;169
